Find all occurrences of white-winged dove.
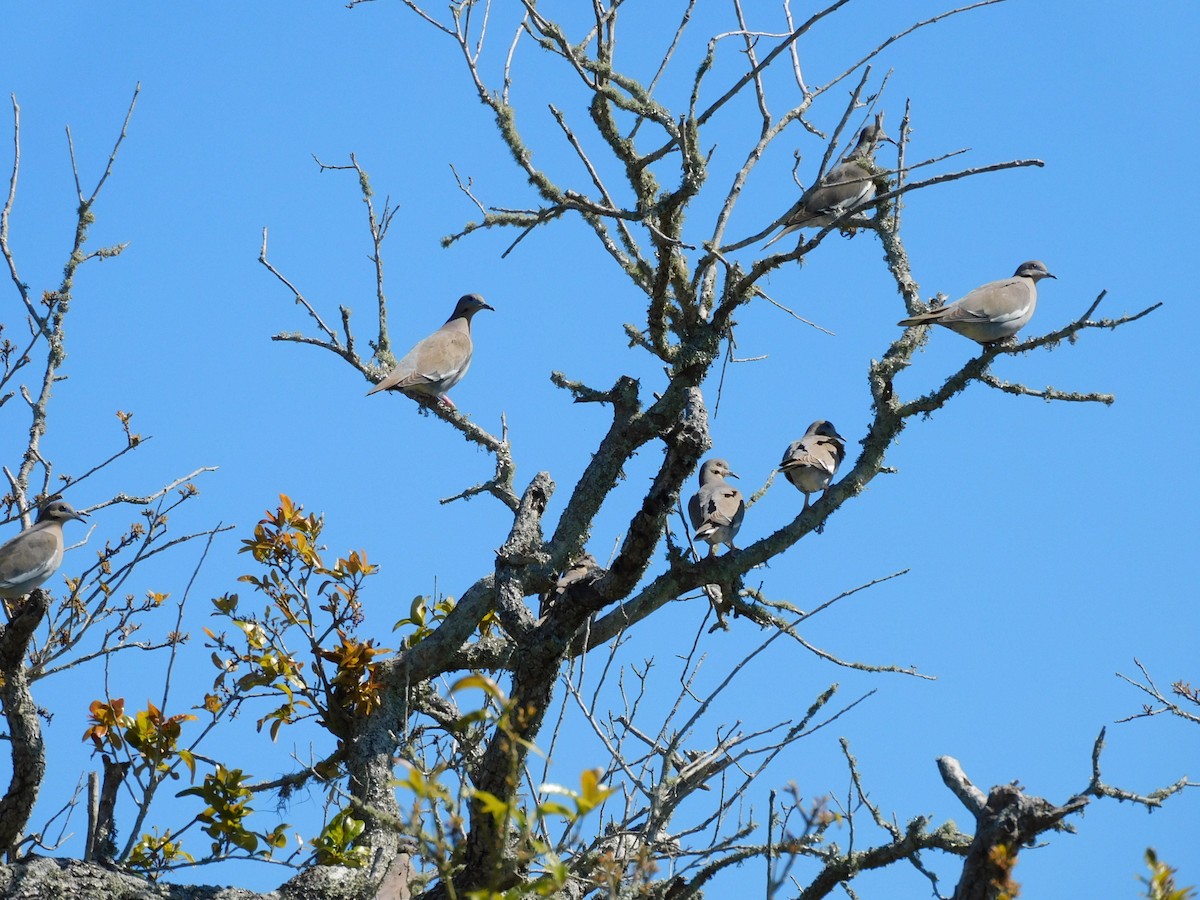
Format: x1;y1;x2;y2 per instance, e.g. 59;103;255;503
688;459;745;557
0;499;87;599
765;113;891;245
367;294;494;407
540;551;599;619
555;552;598;593
897;261;1056;344
778;420;846;509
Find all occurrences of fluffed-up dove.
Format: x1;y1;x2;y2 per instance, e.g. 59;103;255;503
0;499;87;599
897;261;1056;344
688;459;745;557
778;420;846;509
367;293;493;407
765;113;891;246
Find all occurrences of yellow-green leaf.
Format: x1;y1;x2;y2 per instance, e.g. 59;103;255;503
450;673;506;701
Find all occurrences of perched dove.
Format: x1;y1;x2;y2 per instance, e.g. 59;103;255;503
897;261;1056;344
540;552;599;618
778;420;846;509
688;459;745;557
0;499;87;599
367;293;494;407
765;113;891;245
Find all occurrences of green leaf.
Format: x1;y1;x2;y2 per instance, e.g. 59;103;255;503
473;789;510;823
176;749;196;781
536;801;574;819
450;673;507;701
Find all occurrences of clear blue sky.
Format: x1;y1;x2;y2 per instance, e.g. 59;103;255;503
2;2;1196;896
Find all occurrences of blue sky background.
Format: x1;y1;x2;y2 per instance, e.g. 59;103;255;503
1;1;1197;896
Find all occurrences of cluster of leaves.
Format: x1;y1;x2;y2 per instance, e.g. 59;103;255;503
238;494;377;617
395;592;498;649
84;697;198;780
203;493;383;738
177;765;290;858
83;698;290;876
124;828;194;873
1141;849;1196;900
98;502;617;884
392;673;616;898
317;631;388;719
310;810;371;868
72;496;396;876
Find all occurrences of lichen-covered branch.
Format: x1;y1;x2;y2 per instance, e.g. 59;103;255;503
0;590;50;850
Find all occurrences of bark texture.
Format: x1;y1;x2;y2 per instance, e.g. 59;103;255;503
0;591;50;852
0;856;411;900
939;756;1088;900
0;855;271;900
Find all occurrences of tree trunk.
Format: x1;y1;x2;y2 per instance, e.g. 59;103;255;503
0;591;49;855
342;672;410;872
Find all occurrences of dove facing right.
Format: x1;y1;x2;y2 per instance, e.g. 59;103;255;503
778;420;846;509
0;499;87;599
897;261;1055;344
367;293;493;407
765;113;891;246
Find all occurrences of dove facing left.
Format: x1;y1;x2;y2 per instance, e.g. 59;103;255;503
367;293;493;407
